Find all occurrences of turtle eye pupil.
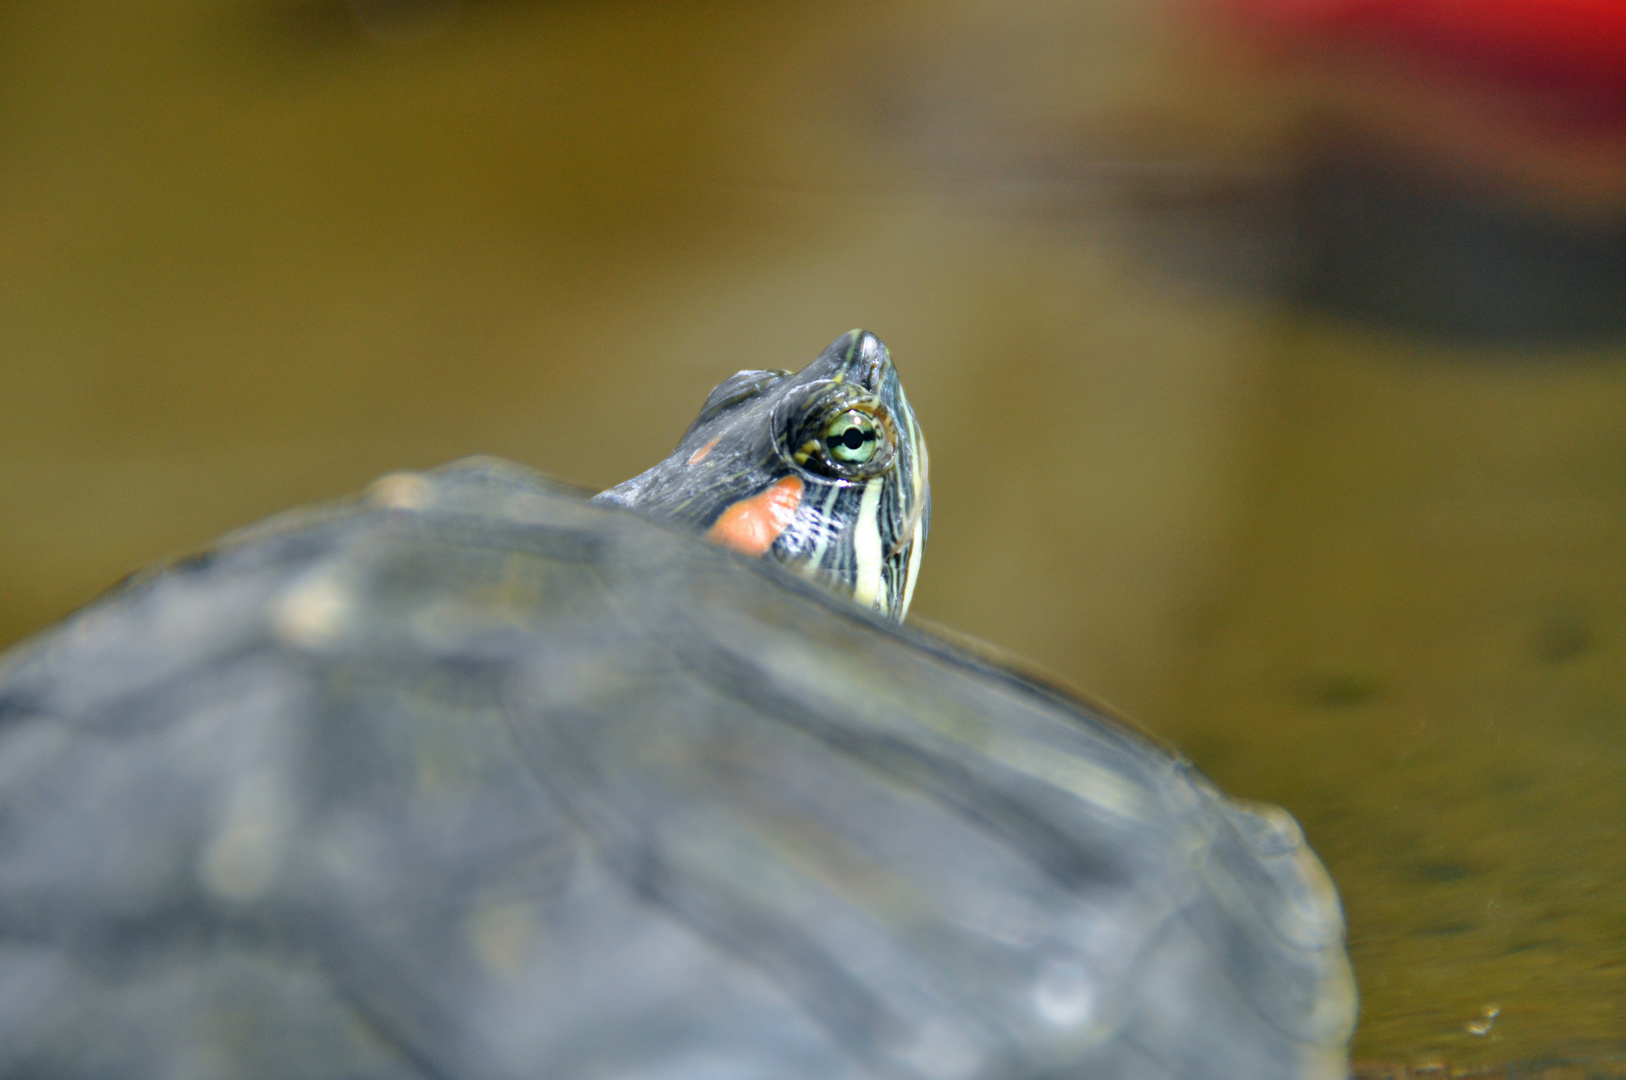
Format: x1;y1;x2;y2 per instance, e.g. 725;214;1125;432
824;411;878;465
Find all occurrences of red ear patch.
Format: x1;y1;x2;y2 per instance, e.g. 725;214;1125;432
706;476;804;557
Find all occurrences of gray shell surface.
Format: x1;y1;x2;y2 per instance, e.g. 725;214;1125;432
0;459;1355;1080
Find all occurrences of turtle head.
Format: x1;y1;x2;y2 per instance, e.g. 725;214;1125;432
595;330;930;621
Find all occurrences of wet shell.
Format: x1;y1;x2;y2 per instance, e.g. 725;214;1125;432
0;459;1354;1080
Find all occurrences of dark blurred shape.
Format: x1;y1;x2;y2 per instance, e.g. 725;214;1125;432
267;0;459;46
905;140;1626;345
864;9;1626;347
1533;611;1594;663
1286;144;1626;344
270;0;501;46
1198;0;1626;222
1411;862;1474;885
1083;143;1626;344
1307;670;1384;708
1161;0;1626;341
348;0;461;39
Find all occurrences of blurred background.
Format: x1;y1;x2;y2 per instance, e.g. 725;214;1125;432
2;0;1624;1071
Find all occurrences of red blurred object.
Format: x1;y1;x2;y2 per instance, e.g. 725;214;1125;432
1220;0;1626;104
1203;0;1626;215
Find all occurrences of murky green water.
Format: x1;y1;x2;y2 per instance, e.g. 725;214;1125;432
1;1;1622;1071
1159;340;1626;1068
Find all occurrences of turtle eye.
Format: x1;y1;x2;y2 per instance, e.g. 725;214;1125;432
779;383;896;479
824;411;879;464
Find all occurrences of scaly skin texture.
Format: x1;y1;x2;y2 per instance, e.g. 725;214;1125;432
594;330;930;622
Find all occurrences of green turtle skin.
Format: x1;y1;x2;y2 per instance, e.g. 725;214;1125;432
0;459;1354;1080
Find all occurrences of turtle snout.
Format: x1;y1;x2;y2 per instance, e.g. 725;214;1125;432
835;329;894;394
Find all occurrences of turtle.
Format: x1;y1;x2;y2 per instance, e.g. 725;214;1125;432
0;330;1355;1079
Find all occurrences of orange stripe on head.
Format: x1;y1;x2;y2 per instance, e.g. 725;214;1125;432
706;475;803;557
687;435;722;465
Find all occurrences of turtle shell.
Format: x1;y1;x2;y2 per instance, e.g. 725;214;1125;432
0;458;1354;1080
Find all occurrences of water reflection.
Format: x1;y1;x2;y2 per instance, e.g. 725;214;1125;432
0;0;1623;1072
